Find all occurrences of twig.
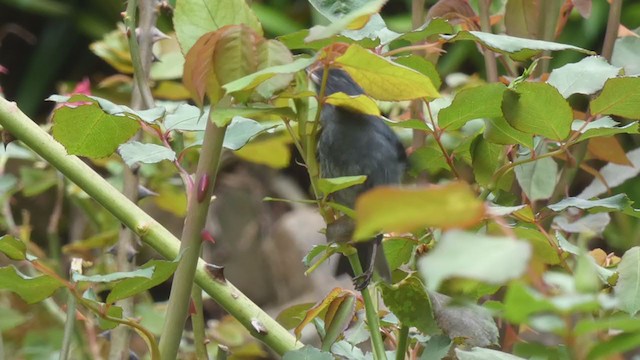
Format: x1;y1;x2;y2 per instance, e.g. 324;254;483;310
410;0;428;183
601;0;623;61
425;101;460;178
478;0;498;82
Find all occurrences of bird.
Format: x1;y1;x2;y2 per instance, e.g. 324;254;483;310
311;67;407;290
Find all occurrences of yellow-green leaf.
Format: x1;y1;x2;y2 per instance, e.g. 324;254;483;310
353;182;485;239
335;44;440;101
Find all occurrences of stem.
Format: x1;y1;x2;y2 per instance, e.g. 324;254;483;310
112;1;158;357
159;106;228;359
191;286;209;360
601;0;622;61
410;0;428;183
425;101;460;178
0;97;301;356
59;288;77;360
395;325;409;360
123;0;155;109
46;173;64;273
478;0;498;82
347;253;386;360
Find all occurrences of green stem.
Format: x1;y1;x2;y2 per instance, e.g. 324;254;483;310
395;325;409;360
191;286;209;360
159;104;228;359
0;97;301;356
347;253;386;360
59;288;77;360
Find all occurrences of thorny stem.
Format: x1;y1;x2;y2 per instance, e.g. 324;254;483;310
159;99;228;359
0;97;301;356
112;0;158;358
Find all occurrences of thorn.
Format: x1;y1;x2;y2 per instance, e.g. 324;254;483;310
201;229;216;244
137;185;158;200
205;263;226;283
251;318;268;335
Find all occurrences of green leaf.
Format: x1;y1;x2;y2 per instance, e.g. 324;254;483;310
575;314;640;335
46;95;165;124
52;103;140;158
513;227;560;265
484;117;533;148
106;257;180;304
514;154;558;201
471;137;510;190
456;347;526;360
439;83;506;130
590;77;640;119
502;82;573;140
19;167;57;197
587;332;640;360
0;306;28;331
0;266;63;304
612;36;640;76
174;0;262;53
547;56;621;98
118;142;176;167
442;31;594;61
222;56;316;96
277;29;378;51
430;291;499;347
164;104;209;131
235;134;292;168
211;105;295;127
380;276;438;334
572;117;640;142
324;92;380;116
548;194;640;217
420;335;451;360
503;282;555;323
335;44;440;100
72;267;154;283
317;175;367;197
383;237;415;271
276;302;315;330
393;54;442;90
305;0;387;42
392;18;454;44
418;231;532;290
223;117;280;150
418;231;532;291
614;247;640;315
322;294;356;351
0;235;26;260
282;345;333;360
408;143;449;176
353;182;485;240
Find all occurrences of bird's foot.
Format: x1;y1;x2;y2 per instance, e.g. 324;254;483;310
353;270;373;291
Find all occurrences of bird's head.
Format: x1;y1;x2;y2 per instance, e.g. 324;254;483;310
309;67;365;96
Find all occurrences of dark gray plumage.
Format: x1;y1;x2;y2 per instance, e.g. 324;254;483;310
313;68;406;288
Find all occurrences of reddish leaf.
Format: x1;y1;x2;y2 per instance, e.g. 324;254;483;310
588;136;632;166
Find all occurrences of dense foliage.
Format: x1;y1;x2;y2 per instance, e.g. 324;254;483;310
1;0;640;359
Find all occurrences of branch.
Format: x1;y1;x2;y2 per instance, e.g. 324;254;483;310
601;0;622;61
0;97;301;356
